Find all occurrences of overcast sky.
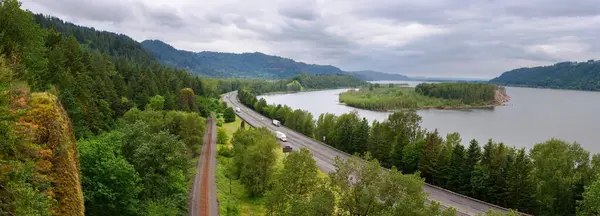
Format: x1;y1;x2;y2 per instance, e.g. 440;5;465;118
22;0;600;78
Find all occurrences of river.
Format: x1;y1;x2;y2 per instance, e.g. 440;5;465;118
259;81;600;152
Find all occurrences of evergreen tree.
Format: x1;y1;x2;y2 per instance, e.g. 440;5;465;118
506;148;536;213
419;130;442;184
351;117;370;154
466;139;482;196
368;121;391;167
447;144;466;193
0;0;48;89
386;111;423;171
315;113;337;143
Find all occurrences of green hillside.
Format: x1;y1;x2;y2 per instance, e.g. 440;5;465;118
141;39;346;78
490;60;600;91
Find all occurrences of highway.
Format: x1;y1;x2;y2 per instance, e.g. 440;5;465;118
223;91;518;216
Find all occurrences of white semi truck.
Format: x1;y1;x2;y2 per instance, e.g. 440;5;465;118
275;131;287;142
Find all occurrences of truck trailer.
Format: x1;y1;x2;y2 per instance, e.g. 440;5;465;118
275;131;287;142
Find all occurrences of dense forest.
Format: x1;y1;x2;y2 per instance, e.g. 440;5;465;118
0;2;371;214
490;60;600;91
203;73;366;97
239;89;600;216
415;83;497;105
0;1;214;214
339;83;505;111
141;39;346;78
220;127;464;215
346;70;410;81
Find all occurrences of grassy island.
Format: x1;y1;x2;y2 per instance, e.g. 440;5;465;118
339;83;509;111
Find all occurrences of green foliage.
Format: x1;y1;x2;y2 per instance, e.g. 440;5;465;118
223;107;236;123
578;175;600;216
415;82;497;105
178;88;199;113
141;39;347;78
33;14;156;64
144;198;181;216
78;132;142;216
265;149;333;216
346;70;409;81
530;139;590;215
340;83;500;111
238;89;315;137
196;96;224;117
490;60;600;91
76;108;206;216
231;127;279;197
0;0;48;88
285;80;303;92
217;127;229;145
0;59;54;215
329;154;457;215
1;3;206;140
146;95;165;111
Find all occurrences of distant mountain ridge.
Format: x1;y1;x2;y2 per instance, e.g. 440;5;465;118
490;60;600;91
346;70;409;81
141;40;345;78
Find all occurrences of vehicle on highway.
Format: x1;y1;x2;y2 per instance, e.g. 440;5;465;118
235;107;241;113
272;119;281;126
275;131;287;142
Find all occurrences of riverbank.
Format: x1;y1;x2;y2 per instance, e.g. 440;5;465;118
259;86;358;96
339;84;509;111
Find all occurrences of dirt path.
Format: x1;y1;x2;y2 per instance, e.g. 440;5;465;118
189;117;218;216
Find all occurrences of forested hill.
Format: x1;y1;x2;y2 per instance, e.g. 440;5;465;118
141;39;345;78
347;70;409;81
33;14;156;64
490;60;600;91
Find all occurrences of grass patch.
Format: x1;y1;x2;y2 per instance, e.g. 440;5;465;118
216;116;285;216
223;116;243;139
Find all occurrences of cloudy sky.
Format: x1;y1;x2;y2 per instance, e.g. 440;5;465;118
22;0;600;78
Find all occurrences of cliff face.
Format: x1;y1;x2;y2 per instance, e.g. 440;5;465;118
17;92;84;216
494;86;511;105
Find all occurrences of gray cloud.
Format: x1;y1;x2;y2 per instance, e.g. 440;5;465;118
21;0;600;78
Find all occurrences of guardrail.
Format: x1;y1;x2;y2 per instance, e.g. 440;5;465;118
223;91;530;216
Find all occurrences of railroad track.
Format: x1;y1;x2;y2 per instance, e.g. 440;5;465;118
189;117;218;216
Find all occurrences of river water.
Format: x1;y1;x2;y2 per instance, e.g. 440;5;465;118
259;81;600;152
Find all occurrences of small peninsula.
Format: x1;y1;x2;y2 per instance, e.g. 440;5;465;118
339;83;510;111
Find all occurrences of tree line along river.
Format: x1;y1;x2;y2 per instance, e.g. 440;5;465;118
259;81;600;152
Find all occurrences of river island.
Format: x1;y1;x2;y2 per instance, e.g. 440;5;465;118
339;83;510;111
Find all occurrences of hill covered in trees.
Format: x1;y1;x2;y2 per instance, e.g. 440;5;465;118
33;14;156;64
490;60;600;91
141;39;346;78
346;70;409;81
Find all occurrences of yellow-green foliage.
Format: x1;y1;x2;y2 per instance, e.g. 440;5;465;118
339;87;464;111
178;88;199;112
22;92;84;216
285;80;304;92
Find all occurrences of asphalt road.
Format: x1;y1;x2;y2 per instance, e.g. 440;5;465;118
223;91;522;216
189;117;218;216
